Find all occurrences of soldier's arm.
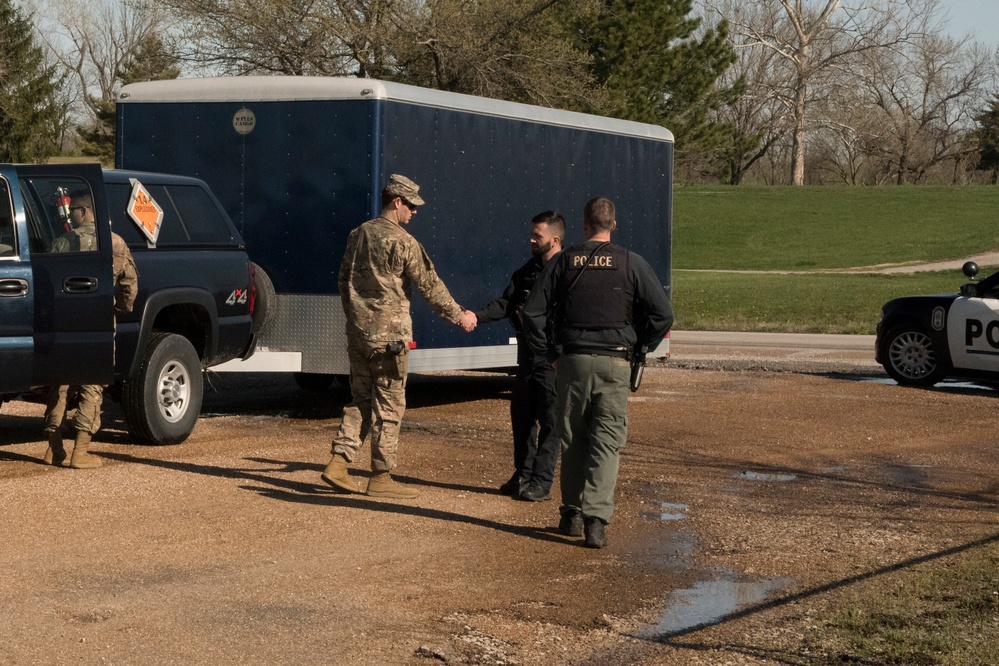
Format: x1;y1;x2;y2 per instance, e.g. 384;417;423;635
112;236;138;315
406;241;463;324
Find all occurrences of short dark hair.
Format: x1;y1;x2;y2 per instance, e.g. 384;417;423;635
380;191;400;208
583;197;615;232
69;189;94;210
531;210;565;239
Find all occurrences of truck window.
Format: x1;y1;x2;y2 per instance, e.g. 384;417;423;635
106;182;235;246
0;179;15;257
20;177;97;254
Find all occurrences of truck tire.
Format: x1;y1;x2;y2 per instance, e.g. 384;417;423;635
250;262;276;335
122;332;204;445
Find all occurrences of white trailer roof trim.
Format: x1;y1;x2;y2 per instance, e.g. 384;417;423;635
117;76;674;142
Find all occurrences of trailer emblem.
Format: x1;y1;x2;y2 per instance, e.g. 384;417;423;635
126;179;164;245
233;107;256;135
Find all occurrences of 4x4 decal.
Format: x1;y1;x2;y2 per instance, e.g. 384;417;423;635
226;288;248;306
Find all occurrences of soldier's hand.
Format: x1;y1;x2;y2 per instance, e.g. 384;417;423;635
459;310;477;332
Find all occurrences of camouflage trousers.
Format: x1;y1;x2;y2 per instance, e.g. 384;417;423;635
331;338;409;473
43;385;105;436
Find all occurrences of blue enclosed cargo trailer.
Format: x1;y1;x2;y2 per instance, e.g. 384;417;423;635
115;76;673;378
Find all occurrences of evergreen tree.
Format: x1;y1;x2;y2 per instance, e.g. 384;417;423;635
0;0;63;162
564;0;742;171
975;96;999;185
78;33;181;165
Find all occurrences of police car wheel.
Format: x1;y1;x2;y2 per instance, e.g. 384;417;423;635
122;333;204;445
881;324;942;387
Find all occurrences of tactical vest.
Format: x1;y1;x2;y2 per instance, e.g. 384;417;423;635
559;243;631;329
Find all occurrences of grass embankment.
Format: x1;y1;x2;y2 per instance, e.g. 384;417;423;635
808;539;999;664
672;186;999;334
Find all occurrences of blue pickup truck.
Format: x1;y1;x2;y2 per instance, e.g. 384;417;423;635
0;163;256;444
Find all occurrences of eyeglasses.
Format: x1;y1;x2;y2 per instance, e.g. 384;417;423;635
400;199;417;211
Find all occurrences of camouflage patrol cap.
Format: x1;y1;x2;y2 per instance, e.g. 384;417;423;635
383;174;425;206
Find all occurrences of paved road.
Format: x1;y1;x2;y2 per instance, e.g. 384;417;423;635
667;330;881;375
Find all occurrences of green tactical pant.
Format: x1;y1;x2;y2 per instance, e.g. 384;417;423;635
331;338;409;473
556;353;631;524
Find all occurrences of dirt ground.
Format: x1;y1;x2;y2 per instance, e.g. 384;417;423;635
2;354;998;665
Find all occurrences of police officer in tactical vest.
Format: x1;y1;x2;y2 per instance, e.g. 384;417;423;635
522;197;673;548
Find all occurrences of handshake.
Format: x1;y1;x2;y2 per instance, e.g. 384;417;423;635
458;310;477;332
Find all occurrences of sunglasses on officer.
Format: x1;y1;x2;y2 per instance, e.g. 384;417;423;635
399;198;417;211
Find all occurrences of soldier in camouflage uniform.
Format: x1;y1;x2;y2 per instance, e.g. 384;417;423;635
322;174;477;499
42;190;138;469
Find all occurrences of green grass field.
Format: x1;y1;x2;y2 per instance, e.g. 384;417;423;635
669;186;999;333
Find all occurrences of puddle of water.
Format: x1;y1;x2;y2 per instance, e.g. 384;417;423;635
642;512;687;521
860;377;995;391
655;531;696;569
641;502;691;522
735;471;797;482
638;573;793;638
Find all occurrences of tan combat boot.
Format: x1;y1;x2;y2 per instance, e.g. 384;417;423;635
366;472;418;499
68;431;102;469
42;429;67;467
321;454;359;493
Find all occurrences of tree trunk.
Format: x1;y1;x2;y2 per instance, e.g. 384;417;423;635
790;81;807;186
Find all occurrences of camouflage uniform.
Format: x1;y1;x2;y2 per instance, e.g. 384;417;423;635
44;230;138;437
332;216;463;472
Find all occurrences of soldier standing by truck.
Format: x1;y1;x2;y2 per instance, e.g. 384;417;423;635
474;211;564;501
42;190;138;468
321;174;477;499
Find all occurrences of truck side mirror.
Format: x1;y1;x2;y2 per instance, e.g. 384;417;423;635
960;283;978;298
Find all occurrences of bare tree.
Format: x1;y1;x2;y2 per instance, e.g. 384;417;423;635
701;1;790;184
717;0;928;185
852;28;994;184
27;0;170;121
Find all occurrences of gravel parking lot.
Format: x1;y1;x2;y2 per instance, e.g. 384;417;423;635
2;346;997;665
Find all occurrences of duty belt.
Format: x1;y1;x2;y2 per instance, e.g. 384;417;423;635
562;345;630;360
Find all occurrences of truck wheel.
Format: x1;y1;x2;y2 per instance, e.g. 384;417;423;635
122;333;204;445
880;324;943;387
250;262;276;335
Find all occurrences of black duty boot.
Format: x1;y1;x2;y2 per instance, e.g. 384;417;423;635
519;484;551;502
584;517;608;549
499;473;525;497
558;510;584;537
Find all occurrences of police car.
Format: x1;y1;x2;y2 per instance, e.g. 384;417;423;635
876;262;999;387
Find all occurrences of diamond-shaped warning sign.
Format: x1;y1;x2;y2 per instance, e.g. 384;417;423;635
127;178;164;245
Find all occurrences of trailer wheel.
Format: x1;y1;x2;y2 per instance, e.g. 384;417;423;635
293;372;336;392
250;262;276;335
122;333;204;445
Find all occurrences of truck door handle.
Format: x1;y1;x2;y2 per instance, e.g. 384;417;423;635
0;278;29;297
63;276;98;294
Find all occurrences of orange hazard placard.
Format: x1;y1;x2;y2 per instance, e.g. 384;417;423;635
127;179;164;245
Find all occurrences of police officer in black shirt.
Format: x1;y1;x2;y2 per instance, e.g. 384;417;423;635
523;197;673;548
475;211;565;500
